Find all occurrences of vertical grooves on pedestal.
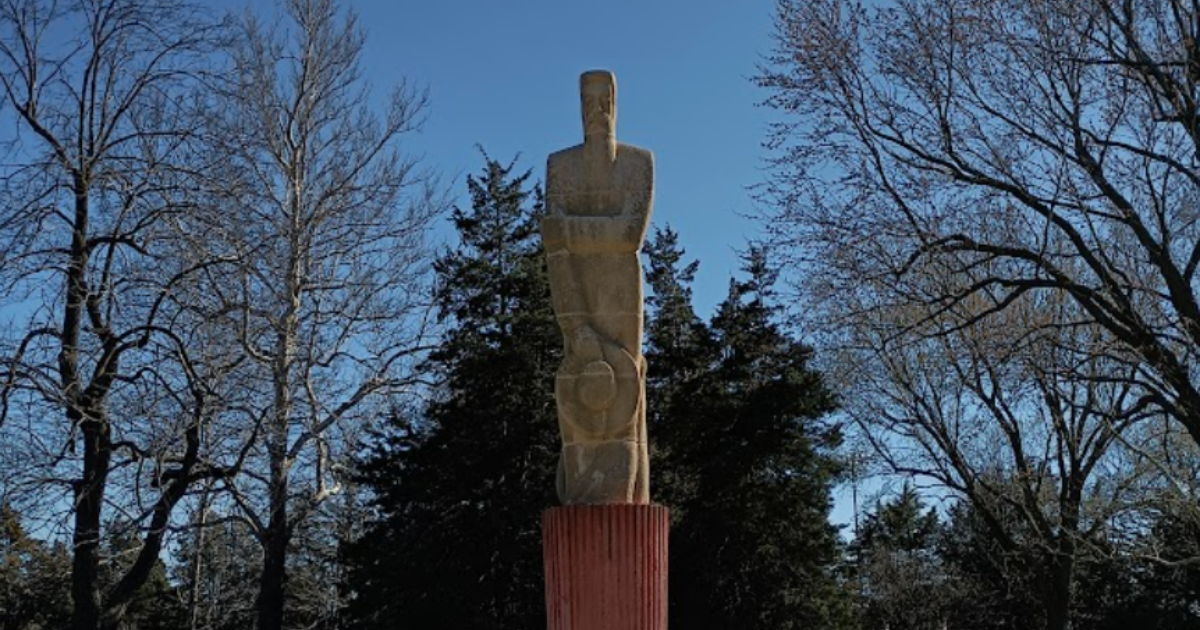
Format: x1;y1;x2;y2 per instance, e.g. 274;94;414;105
543;504;668;630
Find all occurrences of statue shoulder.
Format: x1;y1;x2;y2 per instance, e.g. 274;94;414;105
617;143;653;165
547;145;584;170
615;144;653;185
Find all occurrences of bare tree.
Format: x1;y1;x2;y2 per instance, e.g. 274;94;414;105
761;0;1200;453
825;267;1143;629
202;1;443;628
0;2;237;629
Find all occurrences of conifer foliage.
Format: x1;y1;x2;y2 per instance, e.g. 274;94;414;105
346;156;558;630
1;504;70;630
645;238;849;630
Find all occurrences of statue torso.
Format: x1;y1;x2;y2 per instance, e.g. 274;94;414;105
546;143;654;219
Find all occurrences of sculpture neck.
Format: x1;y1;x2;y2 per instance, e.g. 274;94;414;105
584;134;617;165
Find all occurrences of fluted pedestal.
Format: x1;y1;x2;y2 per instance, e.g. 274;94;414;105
542;504;669;630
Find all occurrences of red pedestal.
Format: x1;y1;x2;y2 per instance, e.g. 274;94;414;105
543;504;669;630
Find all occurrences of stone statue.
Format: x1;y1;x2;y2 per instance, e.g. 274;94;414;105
543;70;654;505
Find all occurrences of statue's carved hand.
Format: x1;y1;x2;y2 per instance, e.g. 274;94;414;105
544;216;643;254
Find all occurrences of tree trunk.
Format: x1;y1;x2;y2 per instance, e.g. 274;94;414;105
66;184;104;630
257;450;290;630
71;417;110;630
256;228;301;630
188;488;210;630
1044;548;1075;630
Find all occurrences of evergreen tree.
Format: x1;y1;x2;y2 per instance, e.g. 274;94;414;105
855;485;940;554
938;496;1046;630
1071;507;1200;630
346;155;558;630
849;484;1200;630
643;227;718;514
850;486;958;630
647;243;850;630
644;227;710;377
0;504;71;630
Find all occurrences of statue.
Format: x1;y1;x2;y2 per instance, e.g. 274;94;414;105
542;70;654;505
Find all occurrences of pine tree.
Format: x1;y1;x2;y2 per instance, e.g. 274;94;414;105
938;495;1046;630
346;155;558;630
0;504;71;630
851;486;957;630
646;243;850;630
1071;508;1200;630
644;226;711;380
855;484;940;554
350;216;851;630
643;227;717;514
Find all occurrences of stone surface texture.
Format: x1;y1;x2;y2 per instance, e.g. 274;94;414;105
543;505;669;630
543;70;654;505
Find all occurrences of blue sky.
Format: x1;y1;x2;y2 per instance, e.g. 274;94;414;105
341;1;777;316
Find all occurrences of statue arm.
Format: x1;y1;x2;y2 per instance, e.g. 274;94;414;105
542;214;647;254
621;149;654;228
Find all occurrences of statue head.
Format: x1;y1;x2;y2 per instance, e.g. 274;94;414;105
580;70;616;140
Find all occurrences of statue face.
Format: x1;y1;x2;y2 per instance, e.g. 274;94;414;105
582;80;615;137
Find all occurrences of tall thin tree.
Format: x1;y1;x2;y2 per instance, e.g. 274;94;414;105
204;1;442;628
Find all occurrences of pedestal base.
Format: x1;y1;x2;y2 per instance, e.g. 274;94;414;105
542;504;669;630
